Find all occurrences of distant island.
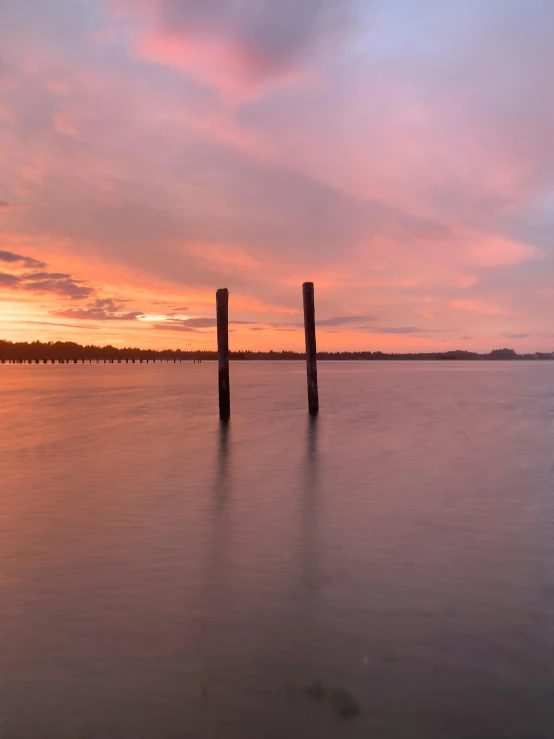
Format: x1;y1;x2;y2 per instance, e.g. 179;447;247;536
1;340;553;362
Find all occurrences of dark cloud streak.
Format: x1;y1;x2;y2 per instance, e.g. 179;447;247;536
0;252;98;300
0;272;21;287
317;314;376;327
356;326;426;335
151;316;255;331
0;250;46;269
55;298;143;320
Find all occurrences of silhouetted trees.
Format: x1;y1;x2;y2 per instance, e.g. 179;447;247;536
0;339;552;361
488;348;518;360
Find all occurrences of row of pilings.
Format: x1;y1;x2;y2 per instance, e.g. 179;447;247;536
0;357;200;364
216;281;319;421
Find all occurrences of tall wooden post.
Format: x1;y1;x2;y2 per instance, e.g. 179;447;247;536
302;281;319;415
216;288;230;421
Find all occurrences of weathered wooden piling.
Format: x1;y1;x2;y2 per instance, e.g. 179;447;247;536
216;288;230;421
302;281;319;415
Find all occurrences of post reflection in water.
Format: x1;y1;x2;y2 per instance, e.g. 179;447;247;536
300;413;320;594
187;419;234;737
207;419;231;589
215;419;231;507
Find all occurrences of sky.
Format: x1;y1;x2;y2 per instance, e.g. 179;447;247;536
1;0;553;352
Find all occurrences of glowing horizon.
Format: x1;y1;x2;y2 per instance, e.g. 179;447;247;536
1;1;553;352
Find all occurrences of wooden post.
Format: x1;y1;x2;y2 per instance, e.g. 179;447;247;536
216;288;230;421
302;281;319;415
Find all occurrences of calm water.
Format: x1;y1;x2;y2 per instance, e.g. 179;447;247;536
1;361;553;738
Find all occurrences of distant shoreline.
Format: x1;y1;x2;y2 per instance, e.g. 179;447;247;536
1;340;552;362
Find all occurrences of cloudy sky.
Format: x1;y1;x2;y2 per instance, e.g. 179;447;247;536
1;0;553;351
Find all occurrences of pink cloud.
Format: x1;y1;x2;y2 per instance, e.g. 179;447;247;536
111;0;353;95
52;114;84;141
466;238;540;267
46;81;70;95
134;31;308;97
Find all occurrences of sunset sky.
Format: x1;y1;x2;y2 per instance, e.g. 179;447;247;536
1;0;553;351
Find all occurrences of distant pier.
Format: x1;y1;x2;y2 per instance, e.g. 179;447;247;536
0;357;198;364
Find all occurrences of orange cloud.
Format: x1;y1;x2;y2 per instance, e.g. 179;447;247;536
0;201;20;212
451;299;506;315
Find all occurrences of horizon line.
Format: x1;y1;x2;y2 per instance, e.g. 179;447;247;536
1;339;553;359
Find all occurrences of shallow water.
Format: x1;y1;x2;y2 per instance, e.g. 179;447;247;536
1;361;553;738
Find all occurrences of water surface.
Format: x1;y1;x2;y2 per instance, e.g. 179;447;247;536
1;361;553;738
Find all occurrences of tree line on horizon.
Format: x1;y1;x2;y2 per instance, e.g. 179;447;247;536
1;340;553;361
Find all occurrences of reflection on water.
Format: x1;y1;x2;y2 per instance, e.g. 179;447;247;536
1;361;554;738
301;414;319;593
208;418;231;576
213;418;231;534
